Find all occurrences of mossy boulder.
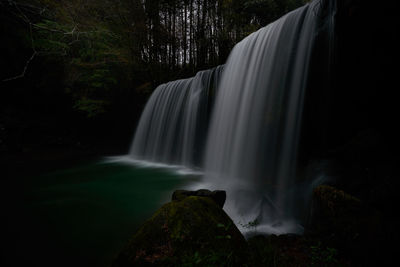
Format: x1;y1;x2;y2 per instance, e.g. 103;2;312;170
112;195;247;267
309;185;383;265
171;189;226;208
312;185;363;219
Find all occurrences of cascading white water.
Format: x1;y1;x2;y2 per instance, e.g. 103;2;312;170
130;66;223;168
202;0;334;235
128;0;335;235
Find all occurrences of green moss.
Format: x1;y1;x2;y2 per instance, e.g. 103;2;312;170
311;185;384;265
313;185;362;217
113;196;248;267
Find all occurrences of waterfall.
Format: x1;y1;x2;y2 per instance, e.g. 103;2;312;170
128;0;335;235
202;0;335;234
129;65;223;168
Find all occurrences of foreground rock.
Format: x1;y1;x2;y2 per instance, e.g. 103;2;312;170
248;234;349;267
309;185;383;265
171;189;226;208
112;190;247;266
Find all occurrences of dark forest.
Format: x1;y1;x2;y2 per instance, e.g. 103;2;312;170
1;0;307;158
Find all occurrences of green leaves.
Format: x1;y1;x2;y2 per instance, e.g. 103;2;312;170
33;19;71;54
26;3;128;118
216;222;232;231
73;98;109;118
6;0;312;119
239;218;260;229
310;242;339;266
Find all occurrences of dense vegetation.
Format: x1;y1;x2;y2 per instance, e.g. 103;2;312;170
0;0;308;157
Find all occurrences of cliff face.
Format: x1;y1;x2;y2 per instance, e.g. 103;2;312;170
301;0;399;157
299;1;399;265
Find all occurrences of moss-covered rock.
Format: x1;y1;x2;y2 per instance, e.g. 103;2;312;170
112;195;247;267
309;185;383;265
171;189;226;208
312;185;362;218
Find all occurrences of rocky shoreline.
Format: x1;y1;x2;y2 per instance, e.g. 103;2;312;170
112;186;385;266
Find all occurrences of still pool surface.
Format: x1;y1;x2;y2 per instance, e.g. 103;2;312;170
5;158;199;267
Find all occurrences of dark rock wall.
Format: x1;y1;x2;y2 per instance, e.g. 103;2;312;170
300;1;399;265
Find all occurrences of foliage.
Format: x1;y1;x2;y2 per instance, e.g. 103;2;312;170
73;98;108;118
182;250;234;267
243;0;310;26
310;242;340;266
239;218;260;230
216;222;233;239
247;235;280;267
1;0;310;118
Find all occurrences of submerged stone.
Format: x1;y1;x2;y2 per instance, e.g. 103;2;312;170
112;195;247;266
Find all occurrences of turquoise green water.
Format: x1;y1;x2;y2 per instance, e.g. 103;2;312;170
16;160;198;267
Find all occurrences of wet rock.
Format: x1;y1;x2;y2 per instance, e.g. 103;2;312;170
112;194;246;267
172;189;226;208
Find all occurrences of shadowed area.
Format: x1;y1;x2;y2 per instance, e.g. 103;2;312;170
2;160;198;267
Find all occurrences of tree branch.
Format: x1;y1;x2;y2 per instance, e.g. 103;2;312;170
2;51;37;82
